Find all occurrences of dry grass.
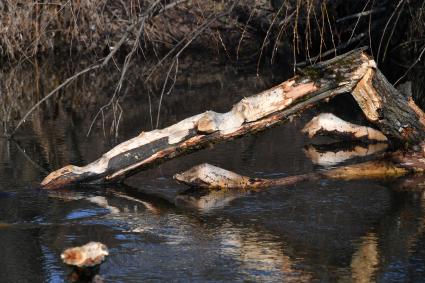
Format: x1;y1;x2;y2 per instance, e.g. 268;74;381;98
0;0;263;62
2;0;425;136
1;0;422;63
0;0;375;62
1;0;130;60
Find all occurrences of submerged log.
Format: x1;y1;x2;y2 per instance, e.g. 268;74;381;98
174;161;411;190
41;48;425;188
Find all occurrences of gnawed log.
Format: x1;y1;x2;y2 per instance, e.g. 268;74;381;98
41;48;425;188
302;113;387;141
174;163;319;189
302;112;389;166
174;161;413;190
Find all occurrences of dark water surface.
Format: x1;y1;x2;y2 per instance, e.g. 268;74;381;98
1;58;425;282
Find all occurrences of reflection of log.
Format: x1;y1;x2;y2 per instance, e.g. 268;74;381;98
41;48;425;188
174;162;411;190
349;233;379;283
174;187;251;211
304;143;388;166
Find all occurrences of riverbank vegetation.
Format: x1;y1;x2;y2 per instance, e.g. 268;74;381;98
1;0;424;137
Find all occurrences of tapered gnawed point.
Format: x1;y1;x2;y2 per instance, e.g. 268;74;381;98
302;113;388;141
41;165;86;189
61;242;109;267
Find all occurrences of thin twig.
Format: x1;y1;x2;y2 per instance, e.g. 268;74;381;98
296;33;366;67
382;0;405;62
347;0;371;47
9;64;101;137
11;138;50;174
237;5;256;61
8;0;187;137
394;44;425;85
149;1;238;127
256;2;286;76
336;7;386;23
156;59;176;128
87;0;189;137
146;2;237;82
377;0;406;64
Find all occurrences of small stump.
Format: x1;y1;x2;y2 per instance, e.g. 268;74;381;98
61;242;109;282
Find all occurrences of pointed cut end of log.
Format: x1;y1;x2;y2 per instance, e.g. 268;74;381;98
41;165;89;189
61;242;109;268
302;113;387;142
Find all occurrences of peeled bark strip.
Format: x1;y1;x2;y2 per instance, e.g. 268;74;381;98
174;162;411;190
302;113;387;141
41;48;425;188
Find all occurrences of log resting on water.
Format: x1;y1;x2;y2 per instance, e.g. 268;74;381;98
41;48;425;188
174;158;423;190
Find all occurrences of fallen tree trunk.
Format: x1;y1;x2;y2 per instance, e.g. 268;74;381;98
41;48;425;188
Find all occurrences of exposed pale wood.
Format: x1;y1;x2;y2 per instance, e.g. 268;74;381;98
351;68;425;145
61;242;109;267
174;161;413;190
321;160;409;180
174;163;320;189
41;48;425;188
41;49;374;188
302;113;387;141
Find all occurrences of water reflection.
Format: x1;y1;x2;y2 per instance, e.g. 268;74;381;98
350;233;379;283
0;55;425;282
175;187;251;212
38;181;425;282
